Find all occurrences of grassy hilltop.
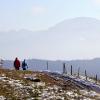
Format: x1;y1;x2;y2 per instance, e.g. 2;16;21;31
0;68;100;100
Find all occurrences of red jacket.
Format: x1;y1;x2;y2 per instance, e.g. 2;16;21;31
14;58;20;68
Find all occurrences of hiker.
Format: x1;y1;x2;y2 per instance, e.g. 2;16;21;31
22;59;28;70
14;57;20;70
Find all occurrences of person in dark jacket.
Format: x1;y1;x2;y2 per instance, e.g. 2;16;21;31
22;59;28;70
14;57;20;70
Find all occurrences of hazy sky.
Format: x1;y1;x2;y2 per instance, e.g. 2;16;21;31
0;0;100;60
0;0;100;31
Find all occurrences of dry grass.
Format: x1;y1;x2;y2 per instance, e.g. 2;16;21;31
0;68;100;100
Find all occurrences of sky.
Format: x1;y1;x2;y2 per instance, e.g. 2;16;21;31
0;0;100;60
0;0;100;31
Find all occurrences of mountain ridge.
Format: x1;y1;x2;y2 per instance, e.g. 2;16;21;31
2;57;100;78
1;17;100;32
1;17;100;63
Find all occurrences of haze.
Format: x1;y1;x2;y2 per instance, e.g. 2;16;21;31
0;0;100;60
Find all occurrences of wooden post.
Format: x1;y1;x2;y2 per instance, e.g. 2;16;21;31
63;63;67;74
78;67;80;77
63;63;66;74
71;65;72;75
85;69;87;80
96;74;97;84
65;64;67;74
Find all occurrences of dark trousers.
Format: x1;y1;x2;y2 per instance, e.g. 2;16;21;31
23;68;26;70
15;67;19;70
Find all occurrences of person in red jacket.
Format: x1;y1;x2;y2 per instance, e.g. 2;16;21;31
14;57;20;70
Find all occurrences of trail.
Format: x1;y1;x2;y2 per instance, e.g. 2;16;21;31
43;71;100;93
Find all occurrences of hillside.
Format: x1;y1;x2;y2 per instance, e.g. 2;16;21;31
0;68;100;100
3;58;100;78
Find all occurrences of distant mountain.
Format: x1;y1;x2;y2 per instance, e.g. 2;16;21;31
49;17;100;33
1;17;100;40
1;17;100;59
3;58;100;78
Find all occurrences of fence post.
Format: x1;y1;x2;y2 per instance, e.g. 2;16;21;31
71;65;72;75
85;69;87;80
63;63;66;74
96;74;97;84
63;63;67;74
65;63;67;74
47;61;48;70
78;67;80;77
